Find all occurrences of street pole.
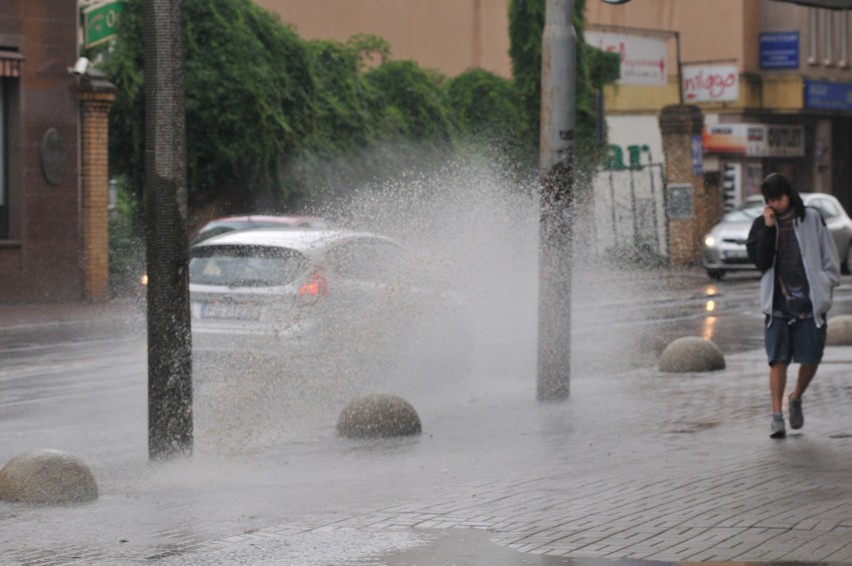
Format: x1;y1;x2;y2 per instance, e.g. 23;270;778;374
537;0;575;401
144;0;193;459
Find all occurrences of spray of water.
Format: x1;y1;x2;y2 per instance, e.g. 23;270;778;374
191;151;547;453
190;146;660;455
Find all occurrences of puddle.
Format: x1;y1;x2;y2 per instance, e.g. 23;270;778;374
352;528;670;566
353;528;852;566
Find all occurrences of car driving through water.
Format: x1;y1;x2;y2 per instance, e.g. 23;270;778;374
191;214;330;245
703;193;852;280
189;227;473;379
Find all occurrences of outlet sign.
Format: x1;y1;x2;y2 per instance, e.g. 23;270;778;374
703;123;804;157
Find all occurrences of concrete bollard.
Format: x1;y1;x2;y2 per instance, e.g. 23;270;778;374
0;449;98;504
659;337;725;373
337;394;422;439
826;314;852;346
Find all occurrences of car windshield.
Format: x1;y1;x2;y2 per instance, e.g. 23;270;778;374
190;245;307;287
722;206;762;223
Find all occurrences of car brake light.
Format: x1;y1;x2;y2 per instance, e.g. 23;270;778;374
299;268;329;298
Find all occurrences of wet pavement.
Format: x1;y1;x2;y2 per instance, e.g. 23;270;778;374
2;267;852;565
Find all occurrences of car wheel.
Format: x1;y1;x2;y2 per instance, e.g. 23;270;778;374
707;269;725;281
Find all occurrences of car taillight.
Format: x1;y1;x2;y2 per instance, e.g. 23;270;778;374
299;268;329;300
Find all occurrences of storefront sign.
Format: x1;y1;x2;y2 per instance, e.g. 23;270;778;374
805;80;852;111
703;123;804;157
603;115;665;169
585;31;667;86
760;32;799;70
703;124;754;155
84;1;123;48
682;63;739;102
766;125;804;156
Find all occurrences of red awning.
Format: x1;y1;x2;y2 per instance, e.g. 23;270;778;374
0;50;24;78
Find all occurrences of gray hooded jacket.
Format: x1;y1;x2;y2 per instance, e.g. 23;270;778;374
746;199;840;327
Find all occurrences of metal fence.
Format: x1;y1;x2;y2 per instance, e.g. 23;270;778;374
581;163;668;260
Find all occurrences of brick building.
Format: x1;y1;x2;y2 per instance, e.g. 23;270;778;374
0;0;113;303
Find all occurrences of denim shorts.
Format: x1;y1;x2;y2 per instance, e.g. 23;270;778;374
765;316;827;366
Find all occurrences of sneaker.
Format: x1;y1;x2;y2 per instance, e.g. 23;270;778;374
789;395;804;430
770;417;786;439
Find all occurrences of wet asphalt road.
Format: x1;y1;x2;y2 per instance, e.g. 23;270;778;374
1;266;849;462
573;267;852;373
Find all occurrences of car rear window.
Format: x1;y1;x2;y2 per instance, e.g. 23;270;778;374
190;245;307;287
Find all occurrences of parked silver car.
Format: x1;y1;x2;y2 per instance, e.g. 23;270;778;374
189;228;473;377
704;193;852;280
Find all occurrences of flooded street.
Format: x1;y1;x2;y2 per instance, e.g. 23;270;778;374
2;266;852;564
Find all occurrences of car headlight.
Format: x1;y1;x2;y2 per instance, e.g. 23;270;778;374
704;236;716;248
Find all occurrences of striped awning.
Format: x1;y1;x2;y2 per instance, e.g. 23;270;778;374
0;50;24;77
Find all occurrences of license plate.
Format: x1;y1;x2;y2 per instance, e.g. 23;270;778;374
201;301;260;320
723;249;747;259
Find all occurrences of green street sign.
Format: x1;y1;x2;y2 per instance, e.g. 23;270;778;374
84;1;124;48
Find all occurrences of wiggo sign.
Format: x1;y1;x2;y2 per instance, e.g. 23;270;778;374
682;63;739;103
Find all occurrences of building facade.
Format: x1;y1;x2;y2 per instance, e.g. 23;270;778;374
257;0;852;262
254;0;513;78
0;0;113;303
588;0;852;215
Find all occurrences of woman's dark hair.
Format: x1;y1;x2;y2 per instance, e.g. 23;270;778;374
760;172;792;200
760;172;805;219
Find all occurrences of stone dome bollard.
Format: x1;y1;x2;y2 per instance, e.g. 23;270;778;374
659;337;726;373
337;394;422;439
827;314;852;345
0;449;98;504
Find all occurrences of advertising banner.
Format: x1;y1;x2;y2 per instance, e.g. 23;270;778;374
585;31;667;86
703;124;804;157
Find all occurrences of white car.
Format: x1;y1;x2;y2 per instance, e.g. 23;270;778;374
189;228;472;377
191;214;329;244
703;193;852;280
